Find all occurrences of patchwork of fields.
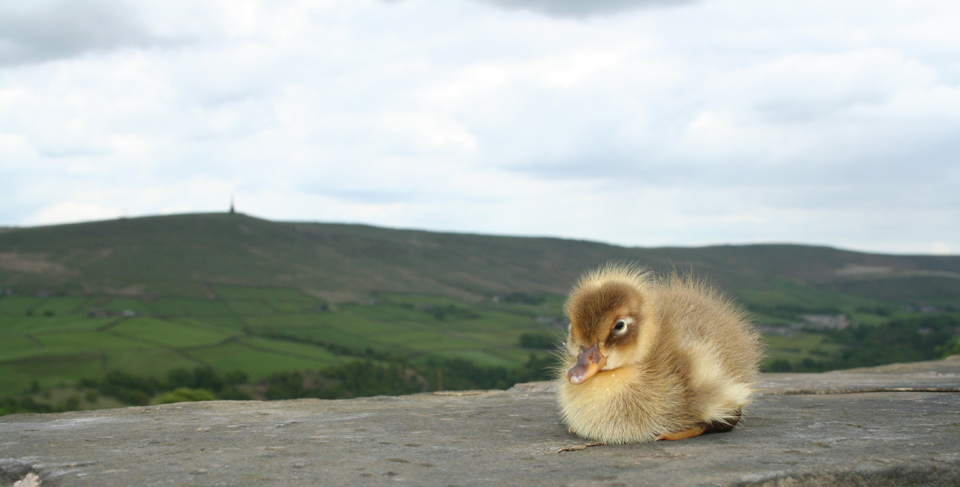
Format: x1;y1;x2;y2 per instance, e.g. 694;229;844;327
0;287;566;397
3;281;954;415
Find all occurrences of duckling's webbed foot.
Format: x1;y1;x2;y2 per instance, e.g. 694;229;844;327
655;425;706;441
656;410;742;441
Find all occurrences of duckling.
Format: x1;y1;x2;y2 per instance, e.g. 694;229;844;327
557;263;762;444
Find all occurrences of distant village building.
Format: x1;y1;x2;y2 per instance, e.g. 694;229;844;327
759;325;793;337
87;309;140;318
800;314;850;330
759;313;851;337
535;315;567;328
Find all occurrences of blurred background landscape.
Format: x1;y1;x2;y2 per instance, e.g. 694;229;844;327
1;212;958;414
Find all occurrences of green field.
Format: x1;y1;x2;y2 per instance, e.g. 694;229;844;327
0;288;563;403
3;281;950;396
2;283;957;415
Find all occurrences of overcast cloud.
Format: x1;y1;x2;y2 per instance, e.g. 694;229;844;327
469;0;699;18
1;0;958;255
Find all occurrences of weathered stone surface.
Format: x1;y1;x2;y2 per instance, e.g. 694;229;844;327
3;356;960;486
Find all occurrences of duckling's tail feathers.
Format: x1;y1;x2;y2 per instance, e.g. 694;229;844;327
704;409;741;434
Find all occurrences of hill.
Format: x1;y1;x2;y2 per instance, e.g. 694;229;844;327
2;212;958;305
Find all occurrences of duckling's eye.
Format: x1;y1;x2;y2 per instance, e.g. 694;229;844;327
613;320;627;333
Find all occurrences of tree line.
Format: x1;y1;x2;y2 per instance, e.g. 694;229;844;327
1;354;557;415
765;314;960;372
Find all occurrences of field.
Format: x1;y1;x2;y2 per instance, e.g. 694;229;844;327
3;280;947;400
0;287;564;400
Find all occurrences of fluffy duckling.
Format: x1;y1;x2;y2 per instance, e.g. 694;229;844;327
557;264;761;443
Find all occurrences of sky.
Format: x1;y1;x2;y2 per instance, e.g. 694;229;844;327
1;0;958;255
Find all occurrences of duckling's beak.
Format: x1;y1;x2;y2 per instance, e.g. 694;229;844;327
567;344;607;385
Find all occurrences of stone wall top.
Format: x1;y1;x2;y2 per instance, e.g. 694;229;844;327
3;356;960;486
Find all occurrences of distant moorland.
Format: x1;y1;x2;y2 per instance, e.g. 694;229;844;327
1;213;958;415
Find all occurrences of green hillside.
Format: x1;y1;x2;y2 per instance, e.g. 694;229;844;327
1;213;958;414
3;212;958;304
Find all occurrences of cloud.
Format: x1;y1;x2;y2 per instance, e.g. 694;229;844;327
932;242;952;255
28;201;126;226
464;0;699;18
0;0;163;66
